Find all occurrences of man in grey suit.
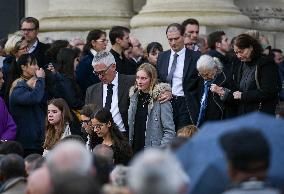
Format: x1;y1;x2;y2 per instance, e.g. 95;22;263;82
85;51;135;136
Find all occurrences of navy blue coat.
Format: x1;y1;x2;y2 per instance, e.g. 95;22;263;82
75;52;100;96
9;78;45;150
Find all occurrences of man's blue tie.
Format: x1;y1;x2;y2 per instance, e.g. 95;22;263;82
197;81;210;127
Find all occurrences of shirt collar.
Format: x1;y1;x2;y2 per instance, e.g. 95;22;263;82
28;40;38;53
90;48;97;56
171;46;186;56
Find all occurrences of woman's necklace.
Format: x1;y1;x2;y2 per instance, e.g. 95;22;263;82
139;91;150;108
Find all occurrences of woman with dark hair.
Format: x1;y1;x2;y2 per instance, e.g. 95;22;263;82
54;48;84;109
75;29;108;95
146;42;163;66
91;108;132;165
9;53;46;156
211;34;279;115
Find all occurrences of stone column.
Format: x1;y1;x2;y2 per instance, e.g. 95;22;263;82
130;0;251;49
235;0;284;31
235;0;284;48
37;0;133;40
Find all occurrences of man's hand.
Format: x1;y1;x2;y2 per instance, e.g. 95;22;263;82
158;90;172;103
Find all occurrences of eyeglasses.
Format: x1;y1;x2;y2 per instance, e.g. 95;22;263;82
18;45;28;51
93;64;112;77
96;39;109;43
80;119;91;125
21;28;36;32
92;123;105;130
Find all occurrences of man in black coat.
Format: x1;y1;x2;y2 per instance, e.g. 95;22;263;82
157;23;200;130
20;17;49;68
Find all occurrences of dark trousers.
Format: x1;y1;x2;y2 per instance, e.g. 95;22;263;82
171;96;193;131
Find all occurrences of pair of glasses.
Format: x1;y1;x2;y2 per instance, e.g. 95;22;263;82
80;119;91;125
96;39;109;43
92;123;105;130
93;64;112;77
21;28;36;32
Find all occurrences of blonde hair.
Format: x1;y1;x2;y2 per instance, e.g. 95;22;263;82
177;125;198;138
4;32;25;55
135;63;157;93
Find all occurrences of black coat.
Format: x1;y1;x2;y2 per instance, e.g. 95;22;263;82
229;55;279;115
31;41;50;68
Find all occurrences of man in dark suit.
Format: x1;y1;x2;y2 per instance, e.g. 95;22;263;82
85;51;135;135
157;23;200;130
20;17;49;68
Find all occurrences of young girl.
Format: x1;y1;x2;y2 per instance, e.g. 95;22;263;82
9;53;45;156
43;98;81;155
128;63;176;154
91;108;132;165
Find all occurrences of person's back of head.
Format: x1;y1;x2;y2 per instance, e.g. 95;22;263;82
128;149;189;194
0;154;26;180
51;172;100;194
46;140;92;176
25;153;43;175
220;128;270;182
0;141;24;157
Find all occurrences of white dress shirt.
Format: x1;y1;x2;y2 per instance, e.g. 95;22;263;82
28;40;38;53
168;47;186;96
102;72;126;132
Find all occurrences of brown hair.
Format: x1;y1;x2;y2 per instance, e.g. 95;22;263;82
43;98;72;150
177;125;198;138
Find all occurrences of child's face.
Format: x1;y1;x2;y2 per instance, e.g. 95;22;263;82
47;104;62;125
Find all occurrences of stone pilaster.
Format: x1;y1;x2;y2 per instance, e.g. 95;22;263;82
235;0;284;31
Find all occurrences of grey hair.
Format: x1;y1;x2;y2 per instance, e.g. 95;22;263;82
110;165;129;187
128;149;189;194
196;54;223;72
92;51;116;68
45;140;92;176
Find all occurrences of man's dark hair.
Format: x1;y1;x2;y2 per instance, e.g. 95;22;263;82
0;141;24;157
20;17;39;29
166;23;185;36
207;31;226;50
0;154;26;180
109;26;130;45
220;129;270;173
271;48;283;54
181;18;199;27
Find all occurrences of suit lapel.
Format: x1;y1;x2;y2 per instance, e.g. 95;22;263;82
117;74;124;107
183;49;192;82
97;83;104;108
162;50;171;78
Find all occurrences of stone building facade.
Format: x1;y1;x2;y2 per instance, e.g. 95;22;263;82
25;0;284;50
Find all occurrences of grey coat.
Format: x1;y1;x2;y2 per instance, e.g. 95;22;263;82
128;83;176;147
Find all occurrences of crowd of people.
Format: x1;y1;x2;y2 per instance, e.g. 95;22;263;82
0;16;283;194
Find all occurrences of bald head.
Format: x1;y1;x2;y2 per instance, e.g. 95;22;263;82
26;167;52;194
129;36;143;60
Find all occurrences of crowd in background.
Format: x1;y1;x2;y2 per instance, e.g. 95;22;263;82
0;16;283;194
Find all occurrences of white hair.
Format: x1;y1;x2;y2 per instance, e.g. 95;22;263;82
196;54;223;72
128;149;189;194
92;51;116;68
45;140;92;176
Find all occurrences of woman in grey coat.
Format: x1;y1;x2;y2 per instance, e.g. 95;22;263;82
128;63;175;154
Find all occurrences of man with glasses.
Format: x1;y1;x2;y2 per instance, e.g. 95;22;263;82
85;51;135;137
182;18;200;51
20;17;49;68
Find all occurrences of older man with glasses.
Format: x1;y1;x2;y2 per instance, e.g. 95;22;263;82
85;51;135;138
